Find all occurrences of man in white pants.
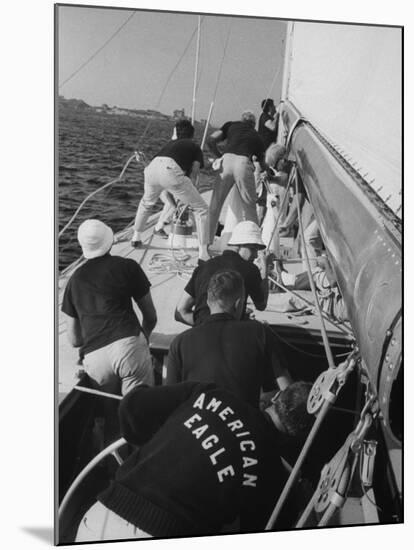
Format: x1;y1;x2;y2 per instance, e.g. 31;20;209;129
206;111;267;244
132;119;209;261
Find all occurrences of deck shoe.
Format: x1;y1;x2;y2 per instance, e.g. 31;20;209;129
154;228;169;239
131;240;143;248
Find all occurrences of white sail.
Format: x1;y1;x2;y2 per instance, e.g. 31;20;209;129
283;21;402;217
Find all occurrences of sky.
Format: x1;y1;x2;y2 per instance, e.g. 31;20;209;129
57;6;287;125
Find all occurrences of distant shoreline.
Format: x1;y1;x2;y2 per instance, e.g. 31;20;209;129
58;95;210;126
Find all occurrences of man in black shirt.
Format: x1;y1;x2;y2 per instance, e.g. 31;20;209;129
132;119;209;261
167;270;290;407
207;111;267;244
75;380;313;541
258;98;279;150
175;221;272;326
256;99;281;224
62;219;157;395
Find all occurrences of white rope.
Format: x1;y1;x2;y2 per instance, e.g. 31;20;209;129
58;152;139;238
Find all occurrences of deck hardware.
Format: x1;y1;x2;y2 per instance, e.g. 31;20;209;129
296;394;378;528
266;352;359;530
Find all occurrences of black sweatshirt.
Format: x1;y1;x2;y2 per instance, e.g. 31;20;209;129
98;382;288;538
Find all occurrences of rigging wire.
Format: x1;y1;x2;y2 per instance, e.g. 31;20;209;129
211;21;233;106
263;35;284;100
294;166;336;369
264;64;283;101
360;481;383;513
59;19;202;240
135;18;204;151
59;11;136;89
265;323;353;360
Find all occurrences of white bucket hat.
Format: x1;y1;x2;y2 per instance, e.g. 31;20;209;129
77;219;114;259
228;221;265;249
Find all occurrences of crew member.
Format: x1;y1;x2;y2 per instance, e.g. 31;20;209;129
167;270;291;406
278;171;324;269
132;119;209;261
256;142;288;226
62;219;157;394
75;380;314;541
175;221;272;326
206;111;267;244
258;98;279;150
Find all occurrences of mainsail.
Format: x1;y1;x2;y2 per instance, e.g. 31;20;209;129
282;21;402;217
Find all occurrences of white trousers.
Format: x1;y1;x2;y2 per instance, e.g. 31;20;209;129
76;501;152;542
83;334;153;395
134;157;209;245
209;153;258;244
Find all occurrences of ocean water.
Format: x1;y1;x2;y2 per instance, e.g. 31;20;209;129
58;108;215;271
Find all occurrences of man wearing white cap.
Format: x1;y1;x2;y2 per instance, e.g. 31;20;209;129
175;221;272;327
62;219;157;394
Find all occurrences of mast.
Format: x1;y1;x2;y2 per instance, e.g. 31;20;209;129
281;21;294;102
191;15;201;124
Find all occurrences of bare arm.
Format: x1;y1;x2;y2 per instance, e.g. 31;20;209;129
206;130;224;158
316;256;338;287
65;314;83;348
254;279;269;311
253;252;273;311
264;116;278;132
136;292;157;339
175;291;195;326
189;160;201;183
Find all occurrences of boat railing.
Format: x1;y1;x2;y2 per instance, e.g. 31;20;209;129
59;437;127;522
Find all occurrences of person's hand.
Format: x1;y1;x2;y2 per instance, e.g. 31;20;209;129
260;391;275;411
279;224;290;237
256;251;274;278
245;307;255;320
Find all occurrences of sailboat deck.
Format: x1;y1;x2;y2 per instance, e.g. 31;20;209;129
58;197;352;400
